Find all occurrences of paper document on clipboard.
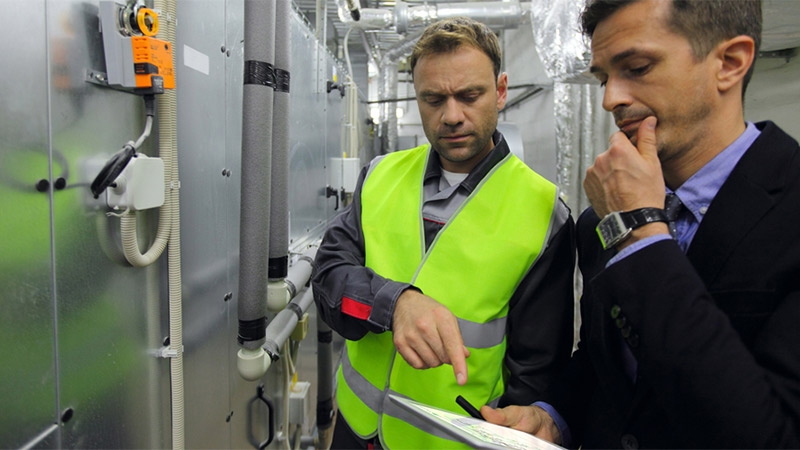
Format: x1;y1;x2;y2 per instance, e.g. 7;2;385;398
389;394;565;450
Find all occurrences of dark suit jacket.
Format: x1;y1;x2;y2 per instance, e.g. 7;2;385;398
541;121;800;449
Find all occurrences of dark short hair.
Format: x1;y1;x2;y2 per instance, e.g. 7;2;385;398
409;17;502;80
580;0;762;95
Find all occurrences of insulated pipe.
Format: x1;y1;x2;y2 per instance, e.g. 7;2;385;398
269;0;291;284
336;0;526;32
263;288;315;363
284;247;317;299
238;0;276;355
378;34;418;152
316;314;335;449
258;249;317;375
346;8;394;29
241;247;317;380
378;60;399;153
343;0;361;21
395;1;524;34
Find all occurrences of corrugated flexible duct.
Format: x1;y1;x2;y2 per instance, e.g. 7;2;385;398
378;37;417;153
526;0;614;214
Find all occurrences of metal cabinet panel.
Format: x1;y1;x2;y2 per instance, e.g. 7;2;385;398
0;2;58;448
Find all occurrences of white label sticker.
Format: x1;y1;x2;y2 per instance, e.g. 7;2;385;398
183;44;209;75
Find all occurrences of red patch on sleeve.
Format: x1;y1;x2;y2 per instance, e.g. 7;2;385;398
342;296;372;320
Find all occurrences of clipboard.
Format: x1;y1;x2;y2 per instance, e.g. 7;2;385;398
388;394;565;450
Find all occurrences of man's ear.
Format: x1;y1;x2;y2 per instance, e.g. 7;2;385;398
715;35;756;94
496;72;509;111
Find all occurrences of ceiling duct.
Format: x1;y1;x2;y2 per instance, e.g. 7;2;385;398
336;0;527;33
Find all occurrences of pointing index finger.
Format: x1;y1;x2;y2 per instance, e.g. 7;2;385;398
439;320;469;385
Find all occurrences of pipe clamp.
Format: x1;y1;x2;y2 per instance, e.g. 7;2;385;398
153;346;184;358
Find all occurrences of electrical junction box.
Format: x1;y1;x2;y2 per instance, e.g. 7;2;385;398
106;154;165;211
328;157;361;194
289;381;313;435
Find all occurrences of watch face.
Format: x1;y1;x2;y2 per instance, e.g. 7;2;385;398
596;212;630;249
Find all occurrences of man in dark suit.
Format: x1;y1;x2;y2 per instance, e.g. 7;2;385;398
481;0;800;448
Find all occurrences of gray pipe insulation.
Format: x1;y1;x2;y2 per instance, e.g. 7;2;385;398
284;246;317;299
263;287;315;361
378;34;419;153
316;314;335;436
269;0;292;281
260;246;317;357
238;0;276;349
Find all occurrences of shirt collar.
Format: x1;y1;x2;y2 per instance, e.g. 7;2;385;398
423;130;509;193
671;121;761;222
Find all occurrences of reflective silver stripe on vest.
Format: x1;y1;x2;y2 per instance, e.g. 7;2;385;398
457;316;507;349
363;154;388;185
344;346;506;443
341;346;384;413
342;318;504;415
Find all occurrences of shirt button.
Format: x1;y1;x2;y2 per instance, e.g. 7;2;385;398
621;434;639;449
610;305;621;319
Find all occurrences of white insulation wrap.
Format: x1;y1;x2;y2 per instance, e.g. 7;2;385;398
529;0;613;213
528;0;591;83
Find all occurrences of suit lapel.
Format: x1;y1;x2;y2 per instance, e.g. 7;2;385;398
626;122;797;424
687;122;793;285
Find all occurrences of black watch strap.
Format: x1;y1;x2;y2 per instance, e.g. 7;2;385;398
622;207;669;229
596;207;669;249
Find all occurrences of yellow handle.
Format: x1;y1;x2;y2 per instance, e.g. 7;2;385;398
137;7;159;37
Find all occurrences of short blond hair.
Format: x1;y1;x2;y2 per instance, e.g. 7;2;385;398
410;17;502;80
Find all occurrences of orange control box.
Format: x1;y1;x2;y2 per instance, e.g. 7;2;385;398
131;36;175;90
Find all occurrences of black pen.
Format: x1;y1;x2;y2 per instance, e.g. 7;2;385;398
456;395;485;421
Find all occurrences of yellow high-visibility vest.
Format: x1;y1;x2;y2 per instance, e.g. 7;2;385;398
337;144;557;449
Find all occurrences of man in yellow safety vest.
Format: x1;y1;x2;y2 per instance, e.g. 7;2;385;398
313;16;576;449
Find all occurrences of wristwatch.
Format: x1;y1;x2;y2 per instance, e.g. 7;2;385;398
596;208;669;249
